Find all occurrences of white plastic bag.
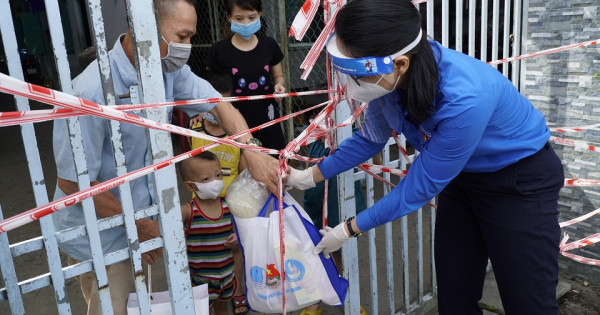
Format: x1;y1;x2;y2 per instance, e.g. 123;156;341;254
233;193;348;313
127;281;208;314
226;169;269;218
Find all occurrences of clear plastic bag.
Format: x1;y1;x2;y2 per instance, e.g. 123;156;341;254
226;169;269;218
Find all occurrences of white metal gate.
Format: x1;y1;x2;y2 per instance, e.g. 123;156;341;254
0;0;192;314
0;0;528;314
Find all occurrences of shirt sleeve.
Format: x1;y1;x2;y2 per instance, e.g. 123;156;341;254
53;83;108;183
355;91;496;232
317;131;387;179
172;65;222;118
269;37;284;66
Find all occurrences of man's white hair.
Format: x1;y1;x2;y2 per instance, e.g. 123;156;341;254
153;0;196;18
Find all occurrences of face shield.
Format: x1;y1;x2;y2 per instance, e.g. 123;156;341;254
326;30;422;131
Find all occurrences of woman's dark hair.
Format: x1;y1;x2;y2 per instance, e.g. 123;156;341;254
335;0;438;123
225;0;262;15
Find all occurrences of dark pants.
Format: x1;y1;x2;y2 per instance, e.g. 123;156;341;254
435;143;564;315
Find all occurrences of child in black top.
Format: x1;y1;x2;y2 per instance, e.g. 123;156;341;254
204;0;287;151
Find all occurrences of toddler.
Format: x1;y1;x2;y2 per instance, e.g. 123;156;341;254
179;151;238;314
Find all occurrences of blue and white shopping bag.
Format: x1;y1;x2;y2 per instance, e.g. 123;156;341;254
232;193;348;313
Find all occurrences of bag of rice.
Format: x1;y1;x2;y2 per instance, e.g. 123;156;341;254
226;169;269;218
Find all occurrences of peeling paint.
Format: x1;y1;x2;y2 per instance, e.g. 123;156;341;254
137;40;153;60
55;290;69;304
161;187;176;213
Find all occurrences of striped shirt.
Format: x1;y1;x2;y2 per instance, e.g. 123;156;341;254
185;198;234;281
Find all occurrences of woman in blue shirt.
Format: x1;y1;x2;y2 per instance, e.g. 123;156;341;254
286;0;564;314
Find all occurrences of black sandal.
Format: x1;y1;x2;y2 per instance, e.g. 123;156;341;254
232;295;249;315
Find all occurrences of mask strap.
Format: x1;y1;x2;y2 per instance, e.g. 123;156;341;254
373;67;403;90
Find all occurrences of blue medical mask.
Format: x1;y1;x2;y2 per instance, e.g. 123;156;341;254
231;19;261;40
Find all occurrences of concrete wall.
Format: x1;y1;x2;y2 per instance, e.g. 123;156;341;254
523;0;600;282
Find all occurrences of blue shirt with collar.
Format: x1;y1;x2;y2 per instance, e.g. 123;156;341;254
318;40;550;232
52;35;221;261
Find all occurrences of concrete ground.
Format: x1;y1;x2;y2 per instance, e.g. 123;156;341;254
0;94;598;314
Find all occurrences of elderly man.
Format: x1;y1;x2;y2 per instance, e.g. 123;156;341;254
52;0;277;313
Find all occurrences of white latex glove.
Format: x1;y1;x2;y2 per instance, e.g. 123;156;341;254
285;167;316;190
313;223;351;259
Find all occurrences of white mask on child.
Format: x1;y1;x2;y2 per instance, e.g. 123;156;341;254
192;180;224;199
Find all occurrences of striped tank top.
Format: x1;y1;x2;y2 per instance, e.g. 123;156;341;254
185;198;234;280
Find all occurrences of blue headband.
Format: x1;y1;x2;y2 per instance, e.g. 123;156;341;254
326;29;423;77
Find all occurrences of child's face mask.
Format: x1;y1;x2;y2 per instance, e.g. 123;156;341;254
190;179;224;199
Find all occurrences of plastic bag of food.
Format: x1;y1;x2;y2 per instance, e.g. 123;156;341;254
226;169;269;218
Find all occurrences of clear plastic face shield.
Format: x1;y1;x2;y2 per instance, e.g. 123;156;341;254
325;30;422;131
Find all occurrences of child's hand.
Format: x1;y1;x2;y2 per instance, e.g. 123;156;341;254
188;113;204;127
274;83;286;102
223;233;238;248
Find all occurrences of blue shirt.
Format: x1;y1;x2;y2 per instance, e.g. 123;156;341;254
52;35;221;261
318;40;550;232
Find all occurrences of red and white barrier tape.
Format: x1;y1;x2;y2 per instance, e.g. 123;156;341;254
560;252;600;266
560;207;600;228
358;163;408;178
0;73;278;155
298;0;342;80
551;123;600;133
487;38;599;66
549;136;600;153
357;163;436;208
564;178;600;187
298;101;369;147
288;0;320;41
0;89;334;127
392;131;413;164
560;232;600;253
559;233;600;266
0;76;329;233
276;159;287;313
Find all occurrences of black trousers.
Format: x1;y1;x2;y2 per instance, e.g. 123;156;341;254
435;143;564;315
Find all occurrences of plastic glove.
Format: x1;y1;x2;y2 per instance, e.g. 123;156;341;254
313;223;350;259
286;167;316;190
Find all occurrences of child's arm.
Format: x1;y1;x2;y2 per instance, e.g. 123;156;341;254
271;63;285;101
181;203;191;231
223;233;238;248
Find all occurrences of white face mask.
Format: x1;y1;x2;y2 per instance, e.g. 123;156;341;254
161;36;192;73
191;179;224;199
345;71;402;103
